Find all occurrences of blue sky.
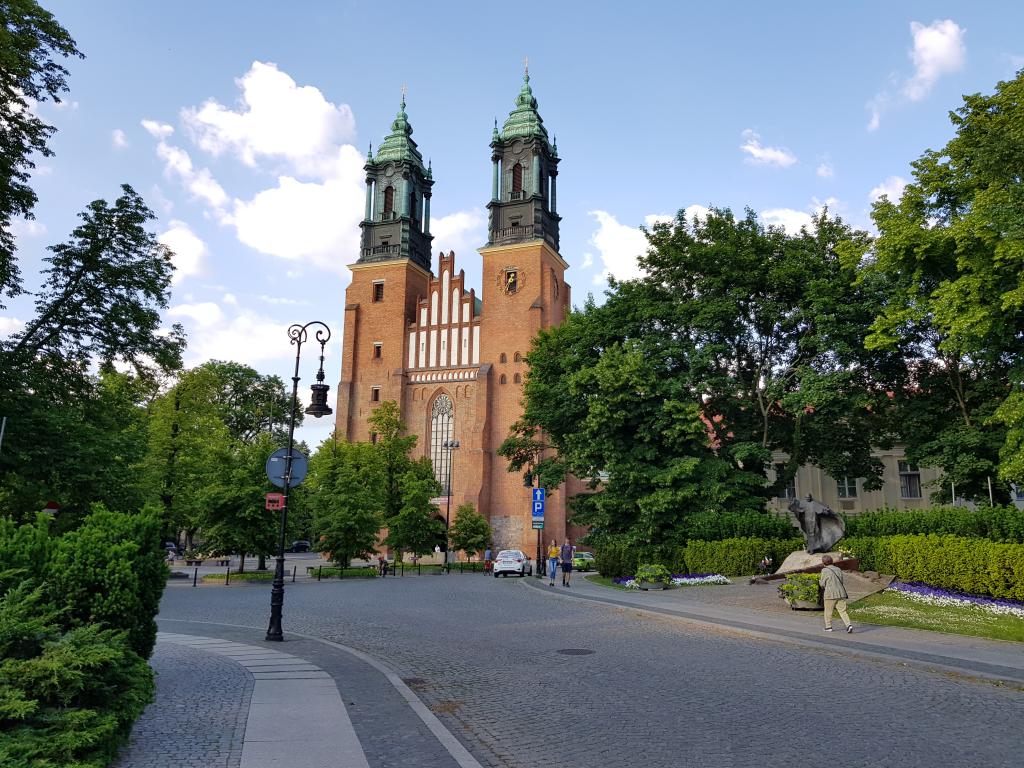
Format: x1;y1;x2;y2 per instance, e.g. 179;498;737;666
5;1;1023;447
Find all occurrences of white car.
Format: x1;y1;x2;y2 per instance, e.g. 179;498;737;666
493;549;532;577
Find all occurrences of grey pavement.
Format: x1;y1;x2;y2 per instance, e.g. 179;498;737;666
533;573;1024;685
129;571;1023;768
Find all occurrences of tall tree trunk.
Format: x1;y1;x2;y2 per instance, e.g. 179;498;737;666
257;553;267;571
238;552;246;574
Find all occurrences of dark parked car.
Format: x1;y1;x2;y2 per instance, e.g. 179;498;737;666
290;540;312;553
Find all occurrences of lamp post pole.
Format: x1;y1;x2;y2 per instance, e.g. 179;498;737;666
266;321;332;643
443;438;459;573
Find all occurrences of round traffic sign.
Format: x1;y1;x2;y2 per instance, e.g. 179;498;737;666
265;448;309;489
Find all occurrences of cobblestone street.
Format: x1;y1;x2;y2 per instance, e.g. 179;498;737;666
149;574;1023;768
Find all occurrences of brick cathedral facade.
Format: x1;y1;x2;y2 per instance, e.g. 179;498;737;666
335;74;580;554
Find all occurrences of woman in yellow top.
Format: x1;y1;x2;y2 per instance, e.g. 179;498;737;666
547;541;560;586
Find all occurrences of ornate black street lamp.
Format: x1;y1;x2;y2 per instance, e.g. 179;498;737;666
266;321;332;642
443;438;459;571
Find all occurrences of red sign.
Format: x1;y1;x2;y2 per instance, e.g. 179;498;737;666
265;493;285;510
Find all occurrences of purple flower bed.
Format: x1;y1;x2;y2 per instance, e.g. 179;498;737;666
887;581;1024;619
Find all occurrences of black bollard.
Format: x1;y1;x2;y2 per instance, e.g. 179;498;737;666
193;567;198;587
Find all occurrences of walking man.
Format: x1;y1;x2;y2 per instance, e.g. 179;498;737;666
559;538;574;588
819;554;853;633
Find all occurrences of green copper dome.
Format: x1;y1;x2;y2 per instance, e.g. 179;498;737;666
372;96;425;169
500;73;550;145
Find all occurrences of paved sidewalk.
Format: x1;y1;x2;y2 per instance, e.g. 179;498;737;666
526;573;1024;685
116;621;483;768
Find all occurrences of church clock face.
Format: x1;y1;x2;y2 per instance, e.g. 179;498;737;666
498;267;521;295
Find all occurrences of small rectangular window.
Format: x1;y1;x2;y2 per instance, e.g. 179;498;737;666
370;432;378;445
898;461;921;499
775;463;796;500
836;476;857;498
371;387;381;403
372;282;384;302
373;343;382;359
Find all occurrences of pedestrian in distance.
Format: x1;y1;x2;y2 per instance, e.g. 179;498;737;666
559;538;574;587
819;554;853;633
484;546;492;573
547;540;560;586
378;554;389;578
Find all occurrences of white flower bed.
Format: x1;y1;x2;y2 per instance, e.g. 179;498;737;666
672;574;731;586
886;582;1024;620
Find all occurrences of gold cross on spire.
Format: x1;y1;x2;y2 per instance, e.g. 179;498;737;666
523;56;529;75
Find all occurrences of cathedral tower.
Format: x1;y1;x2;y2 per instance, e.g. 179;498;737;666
336;96;434;440
478;70;571;548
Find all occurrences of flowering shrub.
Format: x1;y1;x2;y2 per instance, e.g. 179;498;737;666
778;573;821;604
886;582;1024;620
635;563;671;584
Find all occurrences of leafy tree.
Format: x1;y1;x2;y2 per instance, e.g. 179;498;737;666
864;69;1023;496
201;433;281;571
448;503;492;560
369;400;418;520
384;457;444;558
194;360;295;444
307;436;383;567
141;366;232;543
512;208;889;545
7;185;185;376
0;0;83;304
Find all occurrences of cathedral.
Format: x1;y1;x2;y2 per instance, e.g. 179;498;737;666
334;72;581;555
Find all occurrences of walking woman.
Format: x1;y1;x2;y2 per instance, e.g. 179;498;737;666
547;540;560;586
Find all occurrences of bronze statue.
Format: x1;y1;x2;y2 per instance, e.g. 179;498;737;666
788;494;845;554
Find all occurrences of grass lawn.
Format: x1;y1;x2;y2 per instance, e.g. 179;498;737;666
585;574;628;590
850;591;1024;643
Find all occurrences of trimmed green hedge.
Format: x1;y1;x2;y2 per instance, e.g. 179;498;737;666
596;537;803;578
845;534;1024;600
306;566;377;578
845;505;1024;543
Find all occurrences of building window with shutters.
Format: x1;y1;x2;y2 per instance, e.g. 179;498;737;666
511;162;523;198
899;461;922;499
373;343;382;359
383;185;394;216
372;282;384;302
836;477;857;498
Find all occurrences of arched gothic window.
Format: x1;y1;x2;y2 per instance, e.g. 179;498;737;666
499;352;507;364
513;373;522;384
499;374;507;385
511;163;523;194
430;394;454;493
383;185;395;215
513;351;522;363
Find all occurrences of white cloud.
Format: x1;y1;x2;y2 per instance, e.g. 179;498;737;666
167;301;225;328
431;209;487;259
588;210;652;283
141;119;174;139
112;128;128;149
817;162;834;178
739;130;797;168
905;20;966;101
580;252;594;269
762;197;840;235
157;220;207;284
255;294;308;306
183;61;356;179
0;316;25;337
866;20;965;131
10;219;46;238
154;141;230;212
230;147;365;272
761;208;814;234
222;293;238;306
869;176;908;203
